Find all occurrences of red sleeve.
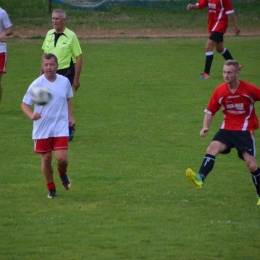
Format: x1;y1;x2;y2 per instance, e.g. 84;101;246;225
242;81;260;101
205;87;223;116
197;0;208;9
223;0;234;14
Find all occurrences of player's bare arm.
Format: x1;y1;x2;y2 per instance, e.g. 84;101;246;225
200;113;213;137
229;13;241;35
67;99;76;127
0;27;13;41
73;55;83;91
187;4;199;10
21;103;42;120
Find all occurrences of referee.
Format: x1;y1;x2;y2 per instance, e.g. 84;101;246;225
40;9;82;141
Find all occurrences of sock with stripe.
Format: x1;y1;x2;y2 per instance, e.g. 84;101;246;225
204;52;213;74
221;48;233;60
251;168;260;197
198;154;215;181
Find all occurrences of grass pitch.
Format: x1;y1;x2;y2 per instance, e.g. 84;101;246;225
1;0;260;33
0;36;260;259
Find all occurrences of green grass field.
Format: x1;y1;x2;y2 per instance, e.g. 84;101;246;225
1;36;260;259
1;0;260;259
1;0;260;32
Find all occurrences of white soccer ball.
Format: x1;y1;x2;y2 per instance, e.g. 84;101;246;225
31;86;52;105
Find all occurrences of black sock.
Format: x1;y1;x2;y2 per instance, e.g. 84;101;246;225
251;168;260;197
198;154;215;181
222;48;233;60
204;53;213;74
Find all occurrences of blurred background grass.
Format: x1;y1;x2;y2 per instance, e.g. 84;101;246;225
1;0;259;33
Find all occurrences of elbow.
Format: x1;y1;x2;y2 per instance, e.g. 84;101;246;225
6;27;13;36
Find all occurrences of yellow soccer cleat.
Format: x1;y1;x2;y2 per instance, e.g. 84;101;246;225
257;197;260;206
186;168;204;189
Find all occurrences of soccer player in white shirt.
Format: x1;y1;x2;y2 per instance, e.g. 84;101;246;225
0;7;13;102
21;53;76;199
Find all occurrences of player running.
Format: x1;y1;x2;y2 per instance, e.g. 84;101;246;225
22;54;75;199
187;0;241;78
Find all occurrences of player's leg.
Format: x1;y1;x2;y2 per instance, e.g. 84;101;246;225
0;73;3;102
0;52;7;102
55;149;71;190
235;131;260;205
199;38;215;78
41;152;54;182
35;138;56;198
238;131;260;205
216;37;242;70
40;151;56;198
186;141;228;188
54;137;71;190
186;130;230;188
216;41;233;60
242;152;260;205
200;32;228;78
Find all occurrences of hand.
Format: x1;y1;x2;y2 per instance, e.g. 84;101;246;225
30;112;42;121
234;25;241;35
200;127;208;137
187;4;193;10
0;32;6;42
73;79;80;91
69;118;76;127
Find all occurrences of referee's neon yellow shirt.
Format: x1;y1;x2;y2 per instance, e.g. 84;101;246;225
42;28;82;70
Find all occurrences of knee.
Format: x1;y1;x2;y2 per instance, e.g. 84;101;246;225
41;153;52;166
206;143;219;156
205;46;213;52
205;41;215;52
216;48;224;54
246;159;258;172
57;156;68;167
206;147;216;156
243;154;258;172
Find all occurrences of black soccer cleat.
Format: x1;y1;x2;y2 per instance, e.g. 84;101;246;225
60;173;71;190
47;189;56;199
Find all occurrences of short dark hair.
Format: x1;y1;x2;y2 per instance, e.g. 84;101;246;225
43;53;58;64
224;60;239;72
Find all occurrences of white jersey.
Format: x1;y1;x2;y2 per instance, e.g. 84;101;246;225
0;8;12;53
22;74;73;140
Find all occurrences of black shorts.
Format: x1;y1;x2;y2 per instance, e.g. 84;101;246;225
57;66;75;86
212;129;256;160
209;31;224;43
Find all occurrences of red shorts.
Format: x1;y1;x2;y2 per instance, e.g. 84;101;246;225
34;137;68;154
0;52;7;73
